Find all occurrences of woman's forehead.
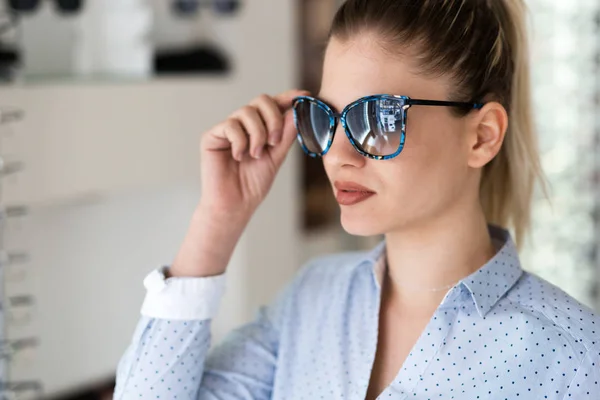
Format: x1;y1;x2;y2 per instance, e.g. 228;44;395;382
320;37;451;110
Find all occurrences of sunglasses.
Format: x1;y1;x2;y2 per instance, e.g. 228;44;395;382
8;0;84;14
292;94;484;160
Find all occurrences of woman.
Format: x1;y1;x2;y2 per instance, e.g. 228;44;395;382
114;0;600;398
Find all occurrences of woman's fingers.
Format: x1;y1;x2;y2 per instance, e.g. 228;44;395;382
231;105;268;159
221;118;248;162
270;110;300;168
203;89;310;162
250;94;284;146
273;89;311;112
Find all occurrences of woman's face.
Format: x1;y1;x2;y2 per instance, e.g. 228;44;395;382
320;35;481;236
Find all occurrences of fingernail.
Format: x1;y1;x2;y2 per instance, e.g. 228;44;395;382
254;147;263;159
269;131;281;146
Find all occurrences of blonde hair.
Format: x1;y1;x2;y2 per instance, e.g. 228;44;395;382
479;0;546;248
330;0;546;248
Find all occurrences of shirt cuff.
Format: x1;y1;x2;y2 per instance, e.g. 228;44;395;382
140;266;226;320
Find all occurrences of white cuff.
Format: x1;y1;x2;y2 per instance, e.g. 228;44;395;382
140;266;226;320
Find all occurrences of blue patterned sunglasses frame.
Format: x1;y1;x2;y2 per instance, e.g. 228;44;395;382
292;94;484;160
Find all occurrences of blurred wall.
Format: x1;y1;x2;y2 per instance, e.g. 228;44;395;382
0;0;301;397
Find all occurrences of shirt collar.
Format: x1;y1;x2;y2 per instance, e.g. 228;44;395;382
460;225;524;317
361;225;524;318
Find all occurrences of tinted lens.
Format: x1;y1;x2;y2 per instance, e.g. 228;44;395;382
294;100;332;155
345;98;405;157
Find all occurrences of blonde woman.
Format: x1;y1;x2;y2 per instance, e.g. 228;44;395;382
115;0;600;398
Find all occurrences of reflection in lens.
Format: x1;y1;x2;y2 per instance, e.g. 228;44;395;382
295;101;332;154
346;98;404;157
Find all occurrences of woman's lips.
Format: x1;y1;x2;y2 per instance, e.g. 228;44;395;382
334;181;376;206
335;190;375;205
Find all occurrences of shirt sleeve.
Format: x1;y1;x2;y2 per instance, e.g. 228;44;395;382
140;266;227;320
562;342;600;399
114;265;295;400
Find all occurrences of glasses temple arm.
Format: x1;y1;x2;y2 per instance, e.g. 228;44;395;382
408;99;484;109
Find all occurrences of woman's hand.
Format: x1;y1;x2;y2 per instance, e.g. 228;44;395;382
199;89;309;221
170;90;309;278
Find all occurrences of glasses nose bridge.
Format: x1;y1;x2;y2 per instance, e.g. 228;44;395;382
330;112;343;129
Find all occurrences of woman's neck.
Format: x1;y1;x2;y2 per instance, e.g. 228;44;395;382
383;207;496;311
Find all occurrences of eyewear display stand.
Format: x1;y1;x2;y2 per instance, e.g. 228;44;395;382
0;108;41;400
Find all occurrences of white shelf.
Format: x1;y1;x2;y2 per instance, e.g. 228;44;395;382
0;0;301;396
0;75;289;209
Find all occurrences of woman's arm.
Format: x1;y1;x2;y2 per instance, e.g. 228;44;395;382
114;317;213;399
114;89;306;399
114;269;287;400
114;316;279;400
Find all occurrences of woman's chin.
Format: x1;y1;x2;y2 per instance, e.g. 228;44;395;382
340;212;385;237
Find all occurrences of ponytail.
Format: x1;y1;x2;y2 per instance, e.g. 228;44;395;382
479;0;546;248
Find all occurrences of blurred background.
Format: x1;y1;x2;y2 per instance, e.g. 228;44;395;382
0;0;596;399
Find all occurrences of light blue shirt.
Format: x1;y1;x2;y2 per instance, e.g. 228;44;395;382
114;226;600;399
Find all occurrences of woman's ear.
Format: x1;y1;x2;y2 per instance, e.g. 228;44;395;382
466;101;508;168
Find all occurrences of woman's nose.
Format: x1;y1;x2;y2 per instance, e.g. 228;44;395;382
323;123;366;169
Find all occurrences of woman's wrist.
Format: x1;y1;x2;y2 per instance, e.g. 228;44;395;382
169;204;249;278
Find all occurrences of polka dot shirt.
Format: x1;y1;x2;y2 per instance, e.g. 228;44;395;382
114;226;600;399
